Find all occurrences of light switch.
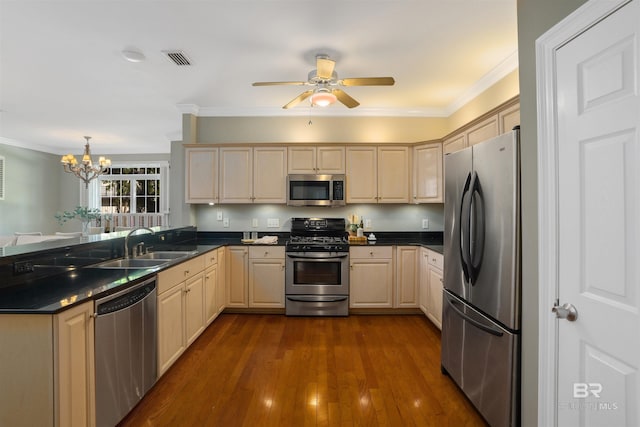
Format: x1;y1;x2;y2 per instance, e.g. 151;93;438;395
267;218;279;228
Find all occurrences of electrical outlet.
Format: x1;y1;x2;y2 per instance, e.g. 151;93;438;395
364;219;372;229
14;260;34;274
217;210;223;221
422;219;429;229
252;218;259;227
267;218;279;228
223;218;229;228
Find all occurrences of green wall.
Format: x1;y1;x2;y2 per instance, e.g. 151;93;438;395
517;0;587;426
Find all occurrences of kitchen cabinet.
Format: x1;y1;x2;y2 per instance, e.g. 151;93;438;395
216;247;226;314
467;115;499;147
226;246;249;308
248;246;285;308
425;249;444;329
204;250;219;325
349;246;394;308
185;146;218;203
157;254;206;376
419;248;429;315
443;134;466;155
0;301;96;427
498;102;521;134
395;246;419;308
287;146;345;174
219;146;287;204
412;142;443;203
346;146;410;203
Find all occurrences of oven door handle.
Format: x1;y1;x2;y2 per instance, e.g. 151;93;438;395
286;296;349;303
286;254;349;260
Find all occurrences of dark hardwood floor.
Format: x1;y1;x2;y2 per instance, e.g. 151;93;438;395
120;314;487;427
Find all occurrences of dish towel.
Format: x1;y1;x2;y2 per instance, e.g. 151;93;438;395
253;235;278;244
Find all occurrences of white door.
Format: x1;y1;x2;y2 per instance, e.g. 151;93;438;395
538;1;640;426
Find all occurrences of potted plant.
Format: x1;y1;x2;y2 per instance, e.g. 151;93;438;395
54;206;109;236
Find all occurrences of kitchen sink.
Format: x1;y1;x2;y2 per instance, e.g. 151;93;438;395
93;258;169;269
135;251;195;260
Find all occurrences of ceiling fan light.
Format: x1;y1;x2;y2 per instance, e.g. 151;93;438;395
310;91;337;107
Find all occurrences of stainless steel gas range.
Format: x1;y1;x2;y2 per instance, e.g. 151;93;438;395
285;217;349;316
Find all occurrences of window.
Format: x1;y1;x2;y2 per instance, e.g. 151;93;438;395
86;161;169;229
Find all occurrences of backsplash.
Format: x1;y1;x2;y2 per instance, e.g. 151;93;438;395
195;204;444;232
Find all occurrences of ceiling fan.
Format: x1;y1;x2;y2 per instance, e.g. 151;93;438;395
252;54;395;109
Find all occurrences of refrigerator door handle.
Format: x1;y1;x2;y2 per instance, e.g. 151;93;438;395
446;294;504;337
459;172;472;282
469;172;485;283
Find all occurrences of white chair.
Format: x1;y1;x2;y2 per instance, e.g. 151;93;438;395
14;231;43;236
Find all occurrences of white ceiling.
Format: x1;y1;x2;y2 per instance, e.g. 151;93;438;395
0;0;518;155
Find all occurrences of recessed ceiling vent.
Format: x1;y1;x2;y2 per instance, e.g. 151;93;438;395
163;50;192;66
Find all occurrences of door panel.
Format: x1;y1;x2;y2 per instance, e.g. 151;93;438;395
555;2;639;425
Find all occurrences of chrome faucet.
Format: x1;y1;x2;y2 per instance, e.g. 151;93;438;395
124;227;155;259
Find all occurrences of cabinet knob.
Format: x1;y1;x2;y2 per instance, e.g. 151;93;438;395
184;270;190;275
369;251;374;256
264;251;269;256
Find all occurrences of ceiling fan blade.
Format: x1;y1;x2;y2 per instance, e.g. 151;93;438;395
333;89;360;109
283;90;314;109
316;57;336;80
252;81;306;86
340;77;395;86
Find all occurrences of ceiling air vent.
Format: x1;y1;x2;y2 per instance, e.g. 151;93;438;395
0;156;5;200
163;50;192;66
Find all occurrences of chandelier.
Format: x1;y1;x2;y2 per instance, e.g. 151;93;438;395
60;136;111;188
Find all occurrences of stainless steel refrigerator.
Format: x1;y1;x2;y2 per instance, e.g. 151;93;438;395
441;127;521;427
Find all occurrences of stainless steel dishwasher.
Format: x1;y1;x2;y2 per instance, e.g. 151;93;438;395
94;276;157;427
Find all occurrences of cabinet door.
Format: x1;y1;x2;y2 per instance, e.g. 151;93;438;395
316;146;345;174
377;146;410;203
219;147;252;203
443;134;466;154
185;272;205;345
413;143;443;203
216;247;226;314
467;115;499;146
226;246;248;307
54;301;95;427
253;146;287;203
205;265;218;324
419;248;429;315
346;146;377;203
427;266;443;330
249;258;285;307
157;284;186;376
287;146;317;174
395;246;419;308
499;102;520;134
349;259;393;308
185;147;218;203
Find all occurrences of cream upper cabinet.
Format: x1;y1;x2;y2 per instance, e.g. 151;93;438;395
443;134;466;155
346;146;410;203
412;142;443;203
248;246;285;308
253;146;287;203
498;102;520;133
288;146;345;174
185;146;218;204
395;246;419;308
467;115;499;147
219;146;286;204
219;147;253;203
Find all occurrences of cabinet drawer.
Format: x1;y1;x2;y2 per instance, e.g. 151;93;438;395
427;250;444;270
350;246;393;259
249;246;285;259
203;250;218;269
158;255;205;294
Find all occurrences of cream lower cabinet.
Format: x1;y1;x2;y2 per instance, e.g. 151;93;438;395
349;246;394;308
395;246;419;308
425;249;444;329
0;301;95;427
248;246;285;308
215;247;226;314
157;255;206;376
204;250;219;325
226;246;249;308
419;248;430;315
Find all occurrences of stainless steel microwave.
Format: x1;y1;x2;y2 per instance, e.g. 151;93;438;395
286;174;346;207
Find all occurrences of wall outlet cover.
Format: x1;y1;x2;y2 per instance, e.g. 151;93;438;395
267;218;279;228
252;218;259;227
217;210;223;221
223;218;229;227
422;219;429;229
364;219;372;229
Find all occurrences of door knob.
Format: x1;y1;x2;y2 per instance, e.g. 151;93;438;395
552;302;578;321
